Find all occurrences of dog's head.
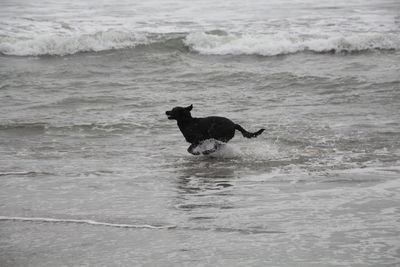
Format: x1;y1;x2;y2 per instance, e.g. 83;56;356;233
165;104;193;120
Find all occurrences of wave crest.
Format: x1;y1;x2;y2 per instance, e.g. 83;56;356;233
0;30;156;56
184;32;400;56
1;30;399;57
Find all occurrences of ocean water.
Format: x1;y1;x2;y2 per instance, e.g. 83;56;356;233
1;0;400;266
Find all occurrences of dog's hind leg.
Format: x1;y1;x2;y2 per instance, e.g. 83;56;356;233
208;122;235;143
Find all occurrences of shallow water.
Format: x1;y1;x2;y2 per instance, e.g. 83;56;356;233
1;0;400;266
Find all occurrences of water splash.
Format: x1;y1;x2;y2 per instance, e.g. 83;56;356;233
191;139;241;158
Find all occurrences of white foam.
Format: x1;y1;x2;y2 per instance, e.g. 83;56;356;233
184;32;400;56
0;30;151;56
192;139;241;158
1;30;399;56
193;139;283;160
207;143;241;158
240;141;282;160
0;171;45;176
0;216;176;229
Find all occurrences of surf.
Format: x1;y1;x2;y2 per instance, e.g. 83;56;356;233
184;31;400;56
1;30;399;57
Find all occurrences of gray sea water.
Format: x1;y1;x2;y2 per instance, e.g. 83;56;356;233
1;0;400;266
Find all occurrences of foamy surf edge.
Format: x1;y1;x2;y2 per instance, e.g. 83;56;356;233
0;31;163;56
0;216;176;229
185;32;400;56
0;216;285;234
1;30;399;57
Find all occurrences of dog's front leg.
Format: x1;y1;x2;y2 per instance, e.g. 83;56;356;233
187;143;200;155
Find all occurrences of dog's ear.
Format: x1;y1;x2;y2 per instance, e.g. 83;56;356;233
185;104;193;111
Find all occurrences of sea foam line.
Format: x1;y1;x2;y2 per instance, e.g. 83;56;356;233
184;32;400;56
0;216;287;234
1;30;399;56
0;171;51;177
0;216;176;229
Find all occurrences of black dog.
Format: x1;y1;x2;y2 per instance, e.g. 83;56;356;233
166;104;265;155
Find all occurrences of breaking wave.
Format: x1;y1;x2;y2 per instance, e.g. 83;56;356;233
1;30;399;57
0;30;181;56
184;31;400;56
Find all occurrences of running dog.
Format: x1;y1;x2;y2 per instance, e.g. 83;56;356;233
166;104;265;155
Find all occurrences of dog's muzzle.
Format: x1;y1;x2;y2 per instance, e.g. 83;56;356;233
165;111;174;120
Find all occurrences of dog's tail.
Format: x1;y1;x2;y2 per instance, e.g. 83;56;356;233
235;124;265;138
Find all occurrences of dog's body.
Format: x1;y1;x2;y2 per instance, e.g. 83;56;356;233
166;105;265;155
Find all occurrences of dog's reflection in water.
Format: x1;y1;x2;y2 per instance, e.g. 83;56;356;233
174;157;236;196
174;163;236;212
